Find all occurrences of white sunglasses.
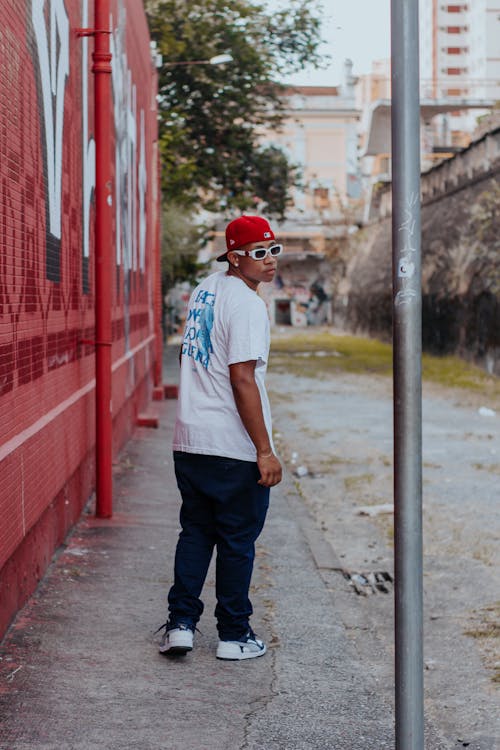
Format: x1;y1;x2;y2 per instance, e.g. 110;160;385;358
232;244;283;261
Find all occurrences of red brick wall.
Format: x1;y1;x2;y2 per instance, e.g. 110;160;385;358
0;0;160;636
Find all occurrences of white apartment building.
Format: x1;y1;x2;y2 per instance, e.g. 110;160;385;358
419;0;500;141
358;2;498;219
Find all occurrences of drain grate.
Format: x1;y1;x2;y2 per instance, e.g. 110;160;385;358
342;570;393;595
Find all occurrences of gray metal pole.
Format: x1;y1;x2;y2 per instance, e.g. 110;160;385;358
391;0;424;748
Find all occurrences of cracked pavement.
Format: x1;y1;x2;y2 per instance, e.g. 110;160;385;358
0;346;497;749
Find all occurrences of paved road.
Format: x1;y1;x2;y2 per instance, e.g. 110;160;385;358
0;344;497;749
267;363;500;750
0;397;406;750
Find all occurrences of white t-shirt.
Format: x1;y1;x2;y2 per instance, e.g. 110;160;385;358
173;271;273;461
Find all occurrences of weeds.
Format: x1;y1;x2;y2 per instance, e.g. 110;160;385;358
344;473;375;491
271;332;392;376
464;622;500;639
464;602;500;683
320;455;353;469
270;330;500;399
472;462;500;475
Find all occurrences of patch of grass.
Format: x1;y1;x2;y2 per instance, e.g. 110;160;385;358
301;426;328;438
422;352;500;394
64;567;83;578
464;602;500;683
472;462;500;475
293;479;305;499
267;389;289;404
270;330;500;398
386;523;394;547
464;622;500;639
320;455;353;469
271;332;393;376
464;432;495;441
344;473;375;491
471;544;495;566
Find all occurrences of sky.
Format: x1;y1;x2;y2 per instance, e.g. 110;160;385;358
269;0;391;87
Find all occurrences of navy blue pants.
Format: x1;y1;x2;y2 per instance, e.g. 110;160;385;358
168;451;270;641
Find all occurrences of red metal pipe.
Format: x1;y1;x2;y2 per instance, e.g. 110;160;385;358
153;140;163;391
149;58;163;396
93;0;113;517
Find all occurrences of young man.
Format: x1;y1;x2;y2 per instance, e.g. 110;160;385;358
159;215;283;660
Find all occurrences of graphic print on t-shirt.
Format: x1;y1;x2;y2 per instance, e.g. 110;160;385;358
181;288;215;369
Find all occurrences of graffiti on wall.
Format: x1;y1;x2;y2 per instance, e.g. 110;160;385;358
31;0;70;283
0;0;153;398
81;0;96;294
111;1;148;349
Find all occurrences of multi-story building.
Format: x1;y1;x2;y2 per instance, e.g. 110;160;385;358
204;64;361;326
267;65;361;231
359;2;498;219
419;0;500;143
355;59;392;220
249;64;361;325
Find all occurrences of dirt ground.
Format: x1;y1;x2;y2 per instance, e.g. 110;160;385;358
267;334;500;749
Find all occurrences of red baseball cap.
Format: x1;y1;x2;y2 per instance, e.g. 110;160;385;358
217;215;276;261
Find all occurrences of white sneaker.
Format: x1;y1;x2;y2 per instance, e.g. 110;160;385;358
216;630;266;661
159;623;194;655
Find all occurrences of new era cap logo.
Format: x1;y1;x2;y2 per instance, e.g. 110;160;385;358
230;239;235;245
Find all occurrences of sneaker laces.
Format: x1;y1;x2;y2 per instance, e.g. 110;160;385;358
154;622;169;635
221;628;258;643
154;622;200;635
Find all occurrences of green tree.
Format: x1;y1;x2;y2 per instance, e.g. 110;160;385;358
161;201;209;335
146;0;324;218
161;201;208;292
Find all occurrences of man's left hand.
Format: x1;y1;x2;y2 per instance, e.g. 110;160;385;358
257;454;282;487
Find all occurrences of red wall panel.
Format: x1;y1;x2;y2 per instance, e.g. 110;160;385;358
0;0;160;636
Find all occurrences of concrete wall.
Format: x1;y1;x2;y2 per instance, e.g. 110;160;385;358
345;128;500;374
374;127;500;218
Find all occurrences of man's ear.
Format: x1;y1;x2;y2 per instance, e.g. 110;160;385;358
227;251;238;267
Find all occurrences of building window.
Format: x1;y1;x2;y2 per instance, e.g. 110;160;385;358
451;131;469;147
445;25;468;33
313;187;330;209
379;156;390;174
444;5;467;12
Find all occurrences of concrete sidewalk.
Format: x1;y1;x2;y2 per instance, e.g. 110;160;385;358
0;362;448;749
